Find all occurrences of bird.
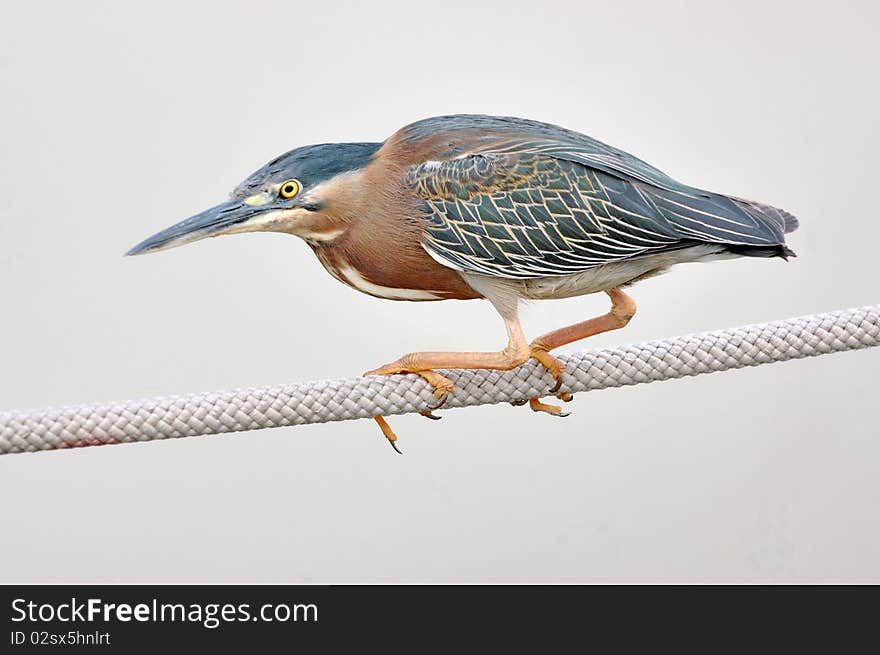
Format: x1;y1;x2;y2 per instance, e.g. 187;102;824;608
127;114;798;452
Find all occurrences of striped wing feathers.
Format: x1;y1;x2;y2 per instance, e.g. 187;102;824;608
410;148;788;279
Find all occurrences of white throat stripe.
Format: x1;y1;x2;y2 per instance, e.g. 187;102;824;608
337;266;444;300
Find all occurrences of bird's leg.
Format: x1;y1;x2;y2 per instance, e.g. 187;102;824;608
366;316;530;402
525;288;637;415
366;316;530;450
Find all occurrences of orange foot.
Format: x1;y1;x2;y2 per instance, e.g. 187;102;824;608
363;364;454;408
513;288;638;419
529;345;565;393
363;317;532;452
364;363;457;454
511;393;573;416
513;344;573;416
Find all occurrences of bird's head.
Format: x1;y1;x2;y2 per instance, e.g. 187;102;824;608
125;142;381;256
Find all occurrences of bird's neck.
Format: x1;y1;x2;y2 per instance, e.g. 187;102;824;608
303;156;481;301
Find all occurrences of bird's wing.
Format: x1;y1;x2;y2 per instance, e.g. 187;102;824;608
409;145;792;279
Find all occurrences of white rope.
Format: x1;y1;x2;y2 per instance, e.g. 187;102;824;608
1;304;877;455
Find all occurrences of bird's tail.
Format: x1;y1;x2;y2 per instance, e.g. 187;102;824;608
731;197;800;234
721;196;799;259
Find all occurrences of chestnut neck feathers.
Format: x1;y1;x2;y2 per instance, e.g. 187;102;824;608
302;144;480;301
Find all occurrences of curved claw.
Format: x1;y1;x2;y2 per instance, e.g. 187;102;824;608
529;347;566;394
374;416;403;454
414;371;454;409
365;364;454;412
419;409;443;420
509;399;529;407
528;397;571;417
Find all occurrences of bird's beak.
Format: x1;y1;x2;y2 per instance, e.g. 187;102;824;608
125;198;265;256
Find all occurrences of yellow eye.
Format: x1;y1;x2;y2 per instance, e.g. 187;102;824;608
279;179;301;199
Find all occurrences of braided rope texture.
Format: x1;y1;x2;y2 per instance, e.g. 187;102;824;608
1;305;877;455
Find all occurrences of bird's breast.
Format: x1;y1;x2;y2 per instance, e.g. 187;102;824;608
311;236;481;302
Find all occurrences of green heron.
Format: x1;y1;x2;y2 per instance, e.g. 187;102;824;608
128;114;798;452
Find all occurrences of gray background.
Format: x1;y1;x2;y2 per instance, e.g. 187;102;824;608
1;1;877;582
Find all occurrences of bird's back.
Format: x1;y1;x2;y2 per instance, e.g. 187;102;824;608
388;114;797;280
